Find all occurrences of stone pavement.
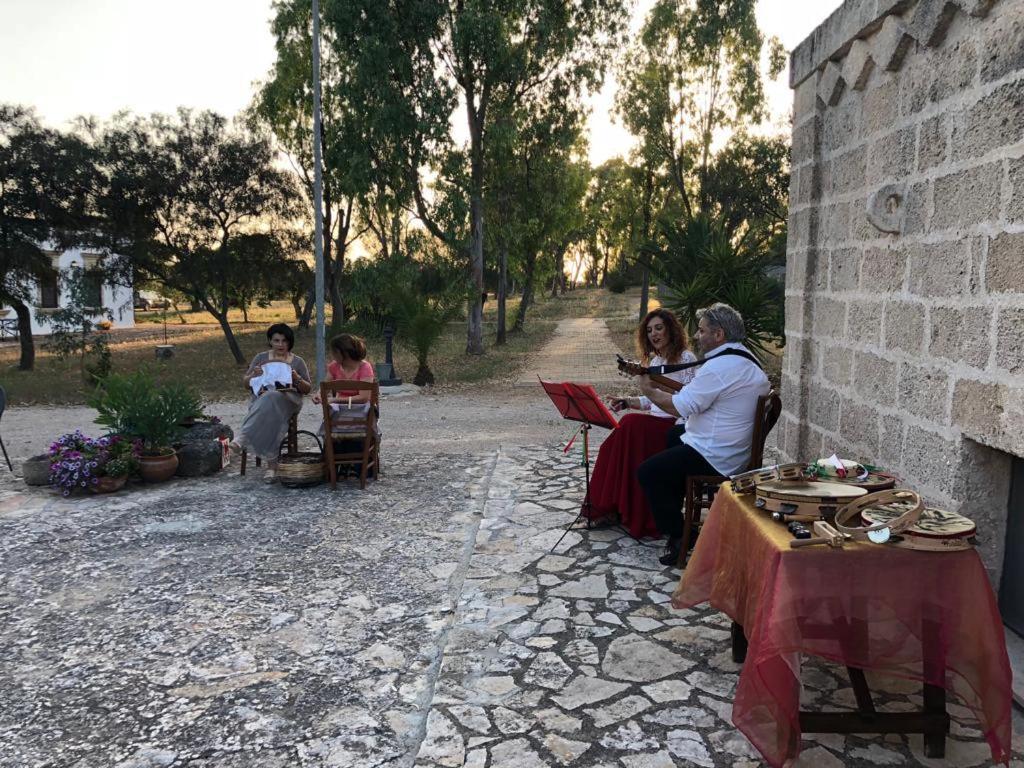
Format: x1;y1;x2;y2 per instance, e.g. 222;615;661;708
412;444;1024;768
515;318;625;390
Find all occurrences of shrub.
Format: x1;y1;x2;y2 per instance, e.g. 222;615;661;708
89;371;204;453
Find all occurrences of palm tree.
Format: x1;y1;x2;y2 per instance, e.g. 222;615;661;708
640;212;784;360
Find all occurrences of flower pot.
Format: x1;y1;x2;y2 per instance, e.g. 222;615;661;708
90;474;128;493
22;454;52;486
138;451;179;483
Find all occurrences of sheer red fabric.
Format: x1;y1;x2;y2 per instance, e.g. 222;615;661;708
585;412;676;538
673;486;1013;768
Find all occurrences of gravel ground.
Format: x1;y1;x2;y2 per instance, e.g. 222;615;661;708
0;385;596;465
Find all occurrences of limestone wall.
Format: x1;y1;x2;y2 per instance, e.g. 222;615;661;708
780;0;1024;576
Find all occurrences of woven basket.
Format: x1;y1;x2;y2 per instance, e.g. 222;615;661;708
277;452;325;488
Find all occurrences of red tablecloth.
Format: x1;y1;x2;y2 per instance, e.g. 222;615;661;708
672;485;1013;767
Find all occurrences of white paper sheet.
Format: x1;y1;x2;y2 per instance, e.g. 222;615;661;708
250;361;293;395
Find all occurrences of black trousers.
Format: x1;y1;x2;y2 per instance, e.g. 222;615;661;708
637;442;717;539
664;423;686;448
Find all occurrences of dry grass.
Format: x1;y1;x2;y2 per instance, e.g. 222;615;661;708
0;287;636;405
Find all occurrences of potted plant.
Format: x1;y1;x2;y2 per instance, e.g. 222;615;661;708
48;432;140;495
88;371;204;482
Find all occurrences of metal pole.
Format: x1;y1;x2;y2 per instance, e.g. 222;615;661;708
311;0;326;383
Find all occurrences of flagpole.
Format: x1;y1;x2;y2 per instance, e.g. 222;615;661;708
311;0;326;383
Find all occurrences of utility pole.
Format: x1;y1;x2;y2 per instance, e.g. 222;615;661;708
311;0;326;382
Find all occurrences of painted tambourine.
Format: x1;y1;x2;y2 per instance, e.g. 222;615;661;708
731;463;815;494
755;480;867;519
827;471;898;491
834;490;924;544
861;504;976;551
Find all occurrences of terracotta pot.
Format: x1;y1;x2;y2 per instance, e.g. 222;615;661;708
90;474;128;493
138;451;179;483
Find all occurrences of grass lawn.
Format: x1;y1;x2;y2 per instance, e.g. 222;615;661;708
0;287;639;405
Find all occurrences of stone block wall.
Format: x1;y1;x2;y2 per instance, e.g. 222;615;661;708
780;0;1024;578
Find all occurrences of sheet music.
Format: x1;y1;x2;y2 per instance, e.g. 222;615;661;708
250;361;293;395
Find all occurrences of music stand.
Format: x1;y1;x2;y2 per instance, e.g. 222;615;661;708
540;379;617;552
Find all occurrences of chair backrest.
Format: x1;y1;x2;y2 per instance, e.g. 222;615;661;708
319;380;379;436
747;389;782;470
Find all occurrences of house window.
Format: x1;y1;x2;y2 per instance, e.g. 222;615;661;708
83;269;103;309
39;269;59;308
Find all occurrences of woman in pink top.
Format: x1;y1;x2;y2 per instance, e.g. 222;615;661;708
313;333;375;404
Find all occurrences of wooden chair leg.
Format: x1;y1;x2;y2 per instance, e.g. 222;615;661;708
325;438;337;490
358;437;370;489
240;449;247;476
678;479;696;568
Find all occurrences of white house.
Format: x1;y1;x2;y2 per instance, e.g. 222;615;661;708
0;245;135;338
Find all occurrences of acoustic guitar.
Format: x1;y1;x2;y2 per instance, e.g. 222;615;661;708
615;355;684;393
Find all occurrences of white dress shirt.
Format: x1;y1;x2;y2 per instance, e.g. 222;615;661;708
669;342;771;476
639;351;698;420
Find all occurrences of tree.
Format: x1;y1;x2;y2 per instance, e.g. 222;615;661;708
92;110;301;364
253;0;377;331
0;105;95;370
323;0;628;355
616;0;785;215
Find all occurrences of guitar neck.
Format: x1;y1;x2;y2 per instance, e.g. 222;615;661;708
651;373;682;393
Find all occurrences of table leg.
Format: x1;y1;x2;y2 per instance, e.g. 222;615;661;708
922;683;948;758
731;621;748;664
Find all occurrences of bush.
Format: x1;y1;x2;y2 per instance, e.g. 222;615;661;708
605;271;629;294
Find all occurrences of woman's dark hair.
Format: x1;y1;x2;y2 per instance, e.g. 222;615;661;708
636;308;689;364
330;333;367;361
266;323;295;351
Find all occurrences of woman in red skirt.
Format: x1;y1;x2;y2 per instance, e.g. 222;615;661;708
585;309;696;538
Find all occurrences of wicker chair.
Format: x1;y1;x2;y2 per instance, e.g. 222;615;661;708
677;389;782;567
319;380;380;490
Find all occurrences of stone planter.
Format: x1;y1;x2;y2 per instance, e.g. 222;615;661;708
22;454;52;486
138;451;179;483
90;475;128;494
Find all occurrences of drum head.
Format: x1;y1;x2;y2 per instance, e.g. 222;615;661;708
827;471;897;490
862;505;976;538
757;480;867;503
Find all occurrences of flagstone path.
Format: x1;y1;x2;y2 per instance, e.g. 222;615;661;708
0;316;1021;767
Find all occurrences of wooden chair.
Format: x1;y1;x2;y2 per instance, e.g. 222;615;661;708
319;380;380;490
240;413;298;476
0;385;12;471
677;389;782;567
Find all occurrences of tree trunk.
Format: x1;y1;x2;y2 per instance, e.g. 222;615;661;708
291;296;303;321
12;299;35;371
241;303;250;324
496;239;508;345
513;253;537;332
190;298;202;312
299;283;314;329
465;104;485;355
211;309;246;365
328;271;344;334
639;264;650;321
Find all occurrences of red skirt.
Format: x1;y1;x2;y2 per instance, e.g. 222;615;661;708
585;412;676;538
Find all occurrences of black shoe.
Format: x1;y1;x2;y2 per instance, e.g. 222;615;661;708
659;537;682;566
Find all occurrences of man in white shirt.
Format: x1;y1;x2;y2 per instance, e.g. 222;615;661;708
637;303;771;565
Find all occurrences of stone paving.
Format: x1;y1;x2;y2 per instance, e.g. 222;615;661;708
415;444;1024;768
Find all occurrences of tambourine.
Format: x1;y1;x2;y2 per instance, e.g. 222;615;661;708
827;471;897;491
862;504;975;551
755;480;867;519
834;489;924;544
731;463;814;494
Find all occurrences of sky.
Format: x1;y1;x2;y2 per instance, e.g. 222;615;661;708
0;0;845;165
